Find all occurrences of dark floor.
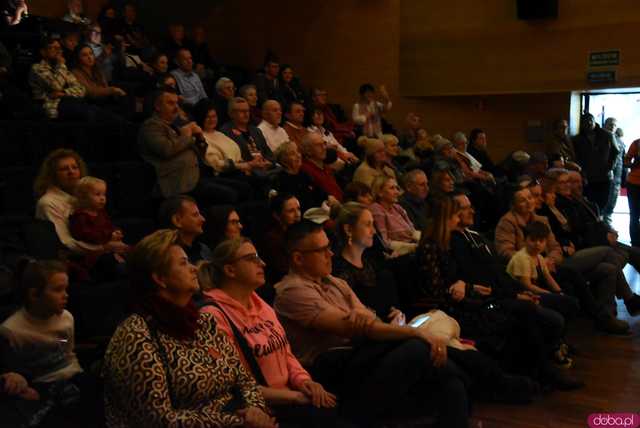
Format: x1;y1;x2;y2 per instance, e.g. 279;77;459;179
473;265;640;428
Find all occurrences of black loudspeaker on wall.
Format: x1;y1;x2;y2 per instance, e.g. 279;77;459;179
517;0;558;20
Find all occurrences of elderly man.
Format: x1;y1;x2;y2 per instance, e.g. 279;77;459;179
220;97;273;164
170;48;208;107
399;169;430;231
273;220;469;427
158;195;211;263
283;101;307;147
299;132;343;202
139;87;241;204
257;99;289;152
213;76;235;125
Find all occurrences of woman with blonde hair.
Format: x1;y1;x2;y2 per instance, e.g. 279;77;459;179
103;230;274;428
369;175;419;255
352;136;396;188
34;148;126;256
197;238;349;427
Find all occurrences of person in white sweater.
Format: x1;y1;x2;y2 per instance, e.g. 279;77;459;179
33;148;128;256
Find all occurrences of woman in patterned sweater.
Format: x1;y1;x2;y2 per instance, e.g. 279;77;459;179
102;229;275;428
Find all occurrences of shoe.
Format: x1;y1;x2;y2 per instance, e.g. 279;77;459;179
541;363;585;391
493;374;540;404
596;316;631;335
553;349;574;369
624;294;640;316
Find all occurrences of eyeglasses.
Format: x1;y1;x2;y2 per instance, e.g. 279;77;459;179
293;244;332;255
230;252;264;265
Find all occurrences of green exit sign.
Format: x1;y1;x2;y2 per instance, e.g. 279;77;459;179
589;50;620;67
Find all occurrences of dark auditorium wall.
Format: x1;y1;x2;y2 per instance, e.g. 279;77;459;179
189;0;571;159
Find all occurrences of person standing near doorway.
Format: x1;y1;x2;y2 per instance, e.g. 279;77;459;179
624;135;640;246
572;113;619;212
602;118;626;225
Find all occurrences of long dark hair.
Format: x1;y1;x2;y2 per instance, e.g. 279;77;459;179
202;205;237;249
419;197;459;251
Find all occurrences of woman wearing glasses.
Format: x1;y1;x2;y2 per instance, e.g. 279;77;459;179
197;238;351;428
102;230;273;427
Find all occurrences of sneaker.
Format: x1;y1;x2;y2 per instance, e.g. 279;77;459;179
624;294;640;316
541;362;585;391
596;316;631;335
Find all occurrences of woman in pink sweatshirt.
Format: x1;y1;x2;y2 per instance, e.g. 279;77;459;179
198;238;354;428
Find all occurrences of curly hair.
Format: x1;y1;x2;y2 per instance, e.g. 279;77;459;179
33;148;88;197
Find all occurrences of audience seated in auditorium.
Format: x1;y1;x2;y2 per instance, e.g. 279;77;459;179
86;23;119;83
307;106;359;166
62;0;90;26
71;44;128;113
572;113;619;212
35;148;128;257
343;181;374;205
551;171;640;317
254;53;282;106
69;176;129;281
214;77;235;124
201;205;243;250
497;181;637;331
399;169;430;232
161;23;188;66
429;168;456;200
139;87;242;204
311;87;355;145
398;112;423;150
0;260;98;426
238;84;261;125
505;221;580;332
96;4;121;42
258;193;302;285
369;175;419;254
299;132;344;202
333;202;540;403
273;221;470;428
170;48;208;108
29;37;87;120
102;229;273;427
150;52;169;75
352;83;391;138
61;31;80;65
382;133;406;174
220;97;274;165
432;136;466;184
446;193;586;389
272;141;332;211
189;25;217;81
278;64;308;107
258;100;289;152
197;238;349;427
352;137;396;188
195;100;268;179
120;2;151;57
467;128;499;177
524;152;549;182
158;196;211;263
283;101;308;148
